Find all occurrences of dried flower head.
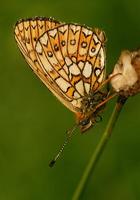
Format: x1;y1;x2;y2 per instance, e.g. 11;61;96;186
110;50;140;97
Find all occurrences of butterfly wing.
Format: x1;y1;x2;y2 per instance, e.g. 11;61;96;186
15;18;79;112
14;18;106;113
14;17;61;72
35;24;106;108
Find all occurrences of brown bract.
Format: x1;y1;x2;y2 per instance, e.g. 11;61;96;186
110;50;140;97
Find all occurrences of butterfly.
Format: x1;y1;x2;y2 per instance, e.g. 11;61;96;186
14;17;108;130
14;17;113;166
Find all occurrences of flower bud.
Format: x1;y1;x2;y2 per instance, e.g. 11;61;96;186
110;50;140;97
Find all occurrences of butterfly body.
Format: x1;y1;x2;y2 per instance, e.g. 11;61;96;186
14;17;106;133
76;90;107;131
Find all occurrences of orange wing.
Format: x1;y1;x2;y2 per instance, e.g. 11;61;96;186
15;17;79;113
14;18;106;113
14;17;61;74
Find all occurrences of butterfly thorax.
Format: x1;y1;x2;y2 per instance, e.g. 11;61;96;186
77;91;107;132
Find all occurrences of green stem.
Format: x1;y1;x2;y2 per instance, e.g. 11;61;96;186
72;96;127;200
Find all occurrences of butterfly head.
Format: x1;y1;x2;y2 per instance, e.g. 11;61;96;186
78;109;103;132
78;117;92;132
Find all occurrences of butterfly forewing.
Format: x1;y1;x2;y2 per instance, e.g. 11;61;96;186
15;17;61;71
14;18;106;115
15;18;81;113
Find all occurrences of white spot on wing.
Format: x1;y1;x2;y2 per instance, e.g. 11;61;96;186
36;42;43;54
18;23;23;31
95;68;101;76
78;61;84;70
65;57;72;66
73;91;80;98
46;65;53;72
89;37;101;57
69;63;81;79
58;25;68;34
71;99;81;108
85;83;90;94
75;80;84;95
56;77;71;92
48;29;57;38
93;34;100;44
98;72;104;83
40;33;48;46
83;62;92;78
70;25;81;34
63;64;69;74
99;47;105;68
82;27;92;37
71;56;77;63
59;69;69;81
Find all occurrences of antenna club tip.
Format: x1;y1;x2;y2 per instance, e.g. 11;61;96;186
49;160;56;167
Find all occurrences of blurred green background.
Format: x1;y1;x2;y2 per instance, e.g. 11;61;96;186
1;0;140;199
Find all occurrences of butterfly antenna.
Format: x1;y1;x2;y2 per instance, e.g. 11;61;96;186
49;124;78;167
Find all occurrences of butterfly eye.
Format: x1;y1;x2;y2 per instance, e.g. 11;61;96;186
79;118;90;126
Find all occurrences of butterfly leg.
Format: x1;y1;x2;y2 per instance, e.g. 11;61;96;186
94;72;122;110
95;92;117;111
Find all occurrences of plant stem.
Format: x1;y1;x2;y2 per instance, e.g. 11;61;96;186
72;96;127;200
